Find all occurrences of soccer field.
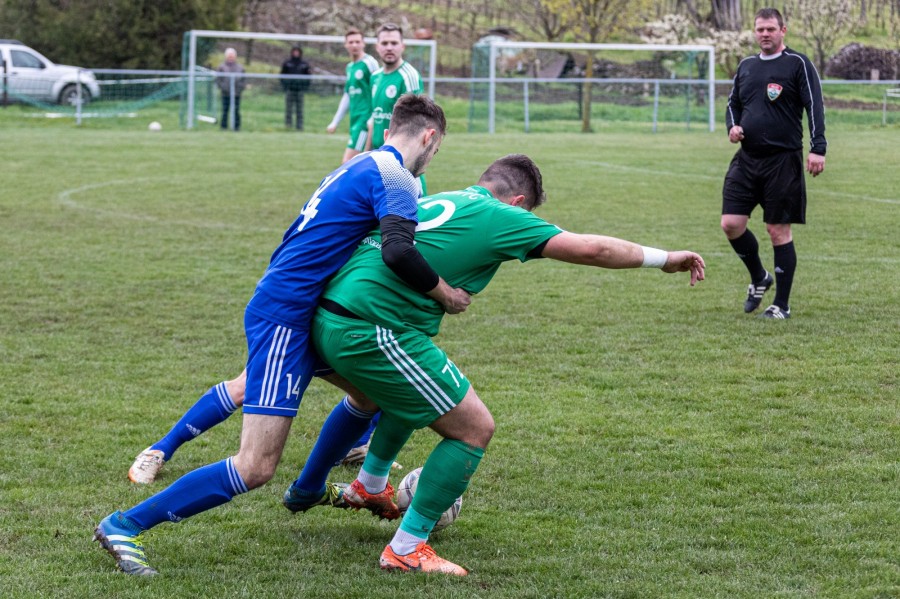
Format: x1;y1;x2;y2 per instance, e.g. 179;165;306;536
0;125;897;597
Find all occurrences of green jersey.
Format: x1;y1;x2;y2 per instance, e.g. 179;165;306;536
370;61;422;148
321;186;562;336
345;54;379;125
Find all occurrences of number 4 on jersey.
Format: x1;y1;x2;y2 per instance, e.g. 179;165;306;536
296;169;349;233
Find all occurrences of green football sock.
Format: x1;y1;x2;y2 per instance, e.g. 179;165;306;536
362;414;414;478
401;439;483;534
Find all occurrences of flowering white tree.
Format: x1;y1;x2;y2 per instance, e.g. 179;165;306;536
787;0;854;72
642;13;755;77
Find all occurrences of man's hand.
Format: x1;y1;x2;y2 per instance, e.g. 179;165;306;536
662;251;706;286
427;279;472;314
807;153;825;177
326;125;337;134
440;287;472;314
728;125;744;144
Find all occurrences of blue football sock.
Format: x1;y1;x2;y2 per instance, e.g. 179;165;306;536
150;382;237;459
292;396;376;495
124;457;248;530
351;411;381;449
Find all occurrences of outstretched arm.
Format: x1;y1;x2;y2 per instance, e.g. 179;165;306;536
541;232;705;286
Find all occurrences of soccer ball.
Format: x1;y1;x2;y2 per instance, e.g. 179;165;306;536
148;121;162;131
396;466;462;532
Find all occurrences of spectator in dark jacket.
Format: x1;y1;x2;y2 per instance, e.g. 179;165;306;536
281;47;311;130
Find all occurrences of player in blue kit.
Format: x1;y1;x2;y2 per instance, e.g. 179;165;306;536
94;94;471;576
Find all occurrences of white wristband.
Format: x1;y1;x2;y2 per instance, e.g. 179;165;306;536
641;246;668;269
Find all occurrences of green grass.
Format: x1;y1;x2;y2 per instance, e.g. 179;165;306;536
0;124;897;598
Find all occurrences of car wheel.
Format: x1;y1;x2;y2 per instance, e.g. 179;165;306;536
59;84;92;106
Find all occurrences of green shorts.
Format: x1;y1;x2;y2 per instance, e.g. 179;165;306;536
312;308;470;429
347;119;369;152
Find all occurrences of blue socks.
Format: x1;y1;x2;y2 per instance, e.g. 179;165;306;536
150;382;237;459
292;397;377;495
124;457;248;530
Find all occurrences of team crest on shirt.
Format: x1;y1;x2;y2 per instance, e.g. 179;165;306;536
355;70;364;80
767;83;783;101
386;84;398;99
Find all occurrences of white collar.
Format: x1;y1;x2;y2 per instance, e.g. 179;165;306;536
759;50;783;61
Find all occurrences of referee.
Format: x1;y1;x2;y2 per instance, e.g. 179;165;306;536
721;7;826;320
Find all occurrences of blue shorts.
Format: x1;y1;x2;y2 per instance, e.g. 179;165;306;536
243;311;330;417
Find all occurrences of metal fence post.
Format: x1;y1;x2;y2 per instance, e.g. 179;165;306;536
76;69;83;125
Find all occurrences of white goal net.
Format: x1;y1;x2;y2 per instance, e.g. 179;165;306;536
469;41;715;133
181;30;437;130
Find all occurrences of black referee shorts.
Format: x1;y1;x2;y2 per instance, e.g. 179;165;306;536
722;149;806;224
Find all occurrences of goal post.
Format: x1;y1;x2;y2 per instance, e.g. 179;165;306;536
182;30;437;130
479;41;716;133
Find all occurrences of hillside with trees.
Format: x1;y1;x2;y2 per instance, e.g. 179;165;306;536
1;0;897;76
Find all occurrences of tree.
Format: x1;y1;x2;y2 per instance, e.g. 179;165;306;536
0;0;240;68
787;0;855;72
710;0;743;30
510;0;571;42
542;0;652;132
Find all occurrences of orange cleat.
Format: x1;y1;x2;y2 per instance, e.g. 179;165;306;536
343;479;400;520
379;542;467;576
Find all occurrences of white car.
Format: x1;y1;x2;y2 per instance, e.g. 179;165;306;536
0;40;101;105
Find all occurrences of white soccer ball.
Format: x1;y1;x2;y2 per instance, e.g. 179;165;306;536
148;121;162;131
396;466;462;532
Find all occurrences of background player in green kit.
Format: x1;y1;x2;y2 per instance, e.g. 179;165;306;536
326;28;380;164
366;23;422;152
300;155;706;575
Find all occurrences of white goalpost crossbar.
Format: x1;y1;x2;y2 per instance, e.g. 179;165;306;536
486;41;716;133
184;29;437;129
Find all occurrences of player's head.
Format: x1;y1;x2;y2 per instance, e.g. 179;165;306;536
344;27;365;59
478;154;547;211
755;7;784;28
376;23;405;67
754;8;786;55
386;94;446;177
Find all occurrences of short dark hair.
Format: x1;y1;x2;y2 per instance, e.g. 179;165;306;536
755;8;784;27
345;27;363;39
377;23;403;38
478;154;546;211
388;94;447;138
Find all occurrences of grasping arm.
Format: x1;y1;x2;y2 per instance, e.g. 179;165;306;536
380;215;471;313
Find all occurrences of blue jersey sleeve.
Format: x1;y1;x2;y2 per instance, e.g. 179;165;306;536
370;150;419;222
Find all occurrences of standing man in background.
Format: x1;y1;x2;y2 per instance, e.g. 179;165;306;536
327;28;380;163
367;23;422;152
216;48;246;131
281;46;311;130
721;7;826;320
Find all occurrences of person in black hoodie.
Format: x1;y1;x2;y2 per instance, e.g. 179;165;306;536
281;46;311;130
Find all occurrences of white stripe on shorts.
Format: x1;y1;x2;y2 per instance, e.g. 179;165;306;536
260;326;291;408
355;129;368;152
376;325;455;414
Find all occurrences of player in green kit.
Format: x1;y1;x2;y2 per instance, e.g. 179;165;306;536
366;23;423;151
300;155;706;575
326;28;380;164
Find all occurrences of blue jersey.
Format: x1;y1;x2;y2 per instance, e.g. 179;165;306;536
245;146;420;328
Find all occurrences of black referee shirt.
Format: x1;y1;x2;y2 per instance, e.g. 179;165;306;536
726;47;827;157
